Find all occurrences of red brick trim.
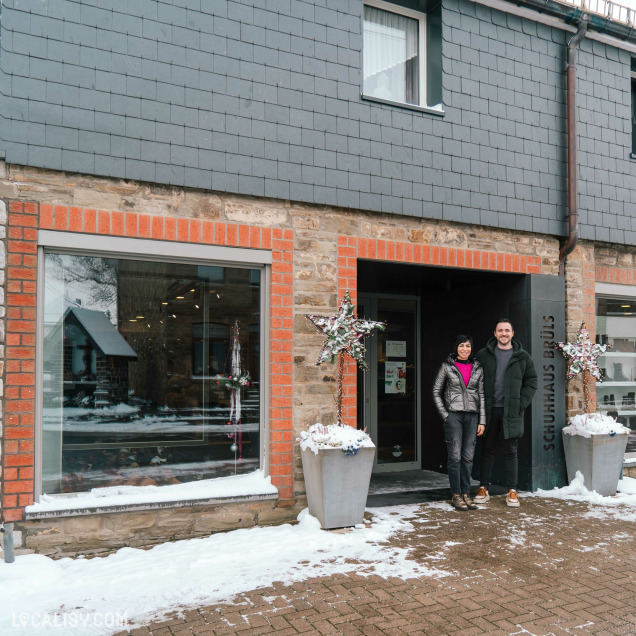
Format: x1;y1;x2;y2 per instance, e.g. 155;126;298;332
337;235;544;427
2;202;294;521
595;266;636;286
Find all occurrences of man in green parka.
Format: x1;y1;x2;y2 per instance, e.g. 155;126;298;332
473;318;538;507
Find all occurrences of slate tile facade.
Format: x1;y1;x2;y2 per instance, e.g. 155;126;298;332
0;0;634;242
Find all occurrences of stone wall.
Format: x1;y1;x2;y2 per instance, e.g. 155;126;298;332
18;499;303;558
6;163;634;555
562;242;596;415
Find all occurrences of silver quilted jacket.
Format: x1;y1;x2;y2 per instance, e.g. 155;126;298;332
432;355;486;426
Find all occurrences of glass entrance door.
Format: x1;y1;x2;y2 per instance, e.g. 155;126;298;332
359;295;420;472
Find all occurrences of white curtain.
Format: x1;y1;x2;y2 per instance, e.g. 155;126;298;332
363;6;419;105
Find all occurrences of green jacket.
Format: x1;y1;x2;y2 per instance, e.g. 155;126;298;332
475;337;538;440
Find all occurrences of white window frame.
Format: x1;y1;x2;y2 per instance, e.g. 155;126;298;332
34;231;272;503
362;0;431;112
631;65;636;158
595;283;636;458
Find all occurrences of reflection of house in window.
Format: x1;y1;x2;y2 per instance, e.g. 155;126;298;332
45;307;137;408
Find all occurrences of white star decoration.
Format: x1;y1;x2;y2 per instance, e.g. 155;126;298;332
306;290;385;370
556;323;608;382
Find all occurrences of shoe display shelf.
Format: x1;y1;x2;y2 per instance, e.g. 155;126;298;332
597;335;636;431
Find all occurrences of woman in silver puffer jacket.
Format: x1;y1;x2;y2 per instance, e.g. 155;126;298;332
432;335;486;511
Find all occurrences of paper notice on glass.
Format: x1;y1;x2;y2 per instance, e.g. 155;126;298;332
385;360;406;394
386;340;407;357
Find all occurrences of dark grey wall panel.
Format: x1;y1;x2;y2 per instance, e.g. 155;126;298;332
0;0;634;242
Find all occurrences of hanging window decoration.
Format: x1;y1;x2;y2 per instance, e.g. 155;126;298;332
212;321;251;470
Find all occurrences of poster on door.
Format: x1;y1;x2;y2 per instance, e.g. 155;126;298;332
386;340;406;357
385;360;406;394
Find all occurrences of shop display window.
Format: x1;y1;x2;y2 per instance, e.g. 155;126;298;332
42;253;261;494
595;296;636;436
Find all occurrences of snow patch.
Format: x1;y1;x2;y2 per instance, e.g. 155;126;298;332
536;473;636;521
0;505;445;636
617;476;636;495
26;469;278;514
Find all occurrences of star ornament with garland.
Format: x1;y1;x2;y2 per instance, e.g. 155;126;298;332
556;322;608;382
306;290;385;370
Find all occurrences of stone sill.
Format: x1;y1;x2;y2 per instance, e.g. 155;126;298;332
361;94;445;117
623;452;636;465
24;492;279;520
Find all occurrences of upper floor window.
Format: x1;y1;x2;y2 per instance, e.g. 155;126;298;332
363;0;442;110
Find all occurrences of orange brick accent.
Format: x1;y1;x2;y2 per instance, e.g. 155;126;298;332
4;201;38;520
595;265;635;287
269;228;294;498
2;201;295;521
337;235;545;426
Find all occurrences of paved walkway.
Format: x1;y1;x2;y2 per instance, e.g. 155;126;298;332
125;494;636;635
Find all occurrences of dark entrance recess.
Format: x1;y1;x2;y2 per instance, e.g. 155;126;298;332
357;260;566;492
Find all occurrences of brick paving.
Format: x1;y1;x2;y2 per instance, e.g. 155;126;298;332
122;495;636;635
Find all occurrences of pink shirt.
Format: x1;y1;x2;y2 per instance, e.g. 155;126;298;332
455;361;473;387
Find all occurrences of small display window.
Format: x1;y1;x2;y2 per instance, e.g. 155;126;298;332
595;297;636;442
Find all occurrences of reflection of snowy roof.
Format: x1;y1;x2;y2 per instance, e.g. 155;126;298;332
66;307;137;358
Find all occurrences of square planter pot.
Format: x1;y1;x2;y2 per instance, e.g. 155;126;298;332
562;431;628;496
300;445;375;529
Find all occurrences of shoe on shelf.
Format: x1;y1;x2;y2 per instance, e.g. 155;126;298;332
451;493;469;511
463;494;478;510
473;486;490;503
506;489;521;507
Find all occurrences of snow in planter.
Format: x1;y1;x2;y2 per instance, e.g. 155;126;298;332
299;423;375;456
563;412;630;438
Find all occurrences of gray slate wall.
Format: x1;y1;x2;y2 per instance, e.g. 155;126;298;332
0;0;634;243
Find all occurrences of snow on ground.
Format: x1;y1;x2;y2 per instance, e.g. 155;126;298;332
6;472;636;635
26;469;277;514
536;472;636;522
0;505;444;636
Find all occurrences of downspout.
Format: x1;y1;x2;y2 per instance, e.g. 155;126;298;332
559;16;589;275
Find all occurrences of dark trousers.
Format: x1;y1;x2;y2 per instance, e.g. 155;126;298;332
443;412;478;494
479;407;518;490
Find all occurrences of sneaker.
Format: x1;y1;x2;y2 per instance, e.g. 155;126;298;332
473;486;490;503
451;493;469;511
463;494;478;510
506;489;520;507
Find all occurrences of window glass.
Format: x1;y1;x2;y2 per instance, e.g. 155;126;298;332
363;5;420;106
42;253;261;494
595;297;636;454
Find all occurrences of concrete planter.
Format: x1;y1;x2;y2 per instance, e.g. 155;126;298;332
562;431;628;496
300;445;375;529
